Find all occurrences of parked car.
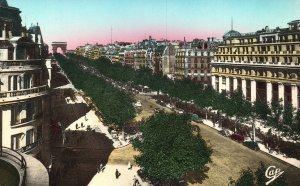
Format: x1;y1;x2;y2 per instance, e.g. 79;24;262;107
230;133;245;143
218;129;233;137
191;114;203;123
243;141;260;151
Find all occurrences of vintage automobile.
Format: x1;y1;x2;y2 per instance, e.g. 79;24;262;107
243;141;260;151
191;114;203;123
230;133;245;143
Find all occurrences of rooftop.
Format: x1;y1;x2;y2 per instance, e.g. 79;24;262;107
0;0;8;7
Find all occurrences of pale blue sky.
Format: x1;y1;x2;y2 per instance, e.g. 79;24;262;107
8;0;300;49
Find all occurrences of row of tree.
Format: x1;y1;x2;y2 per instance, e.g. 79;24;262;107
54;54;136;128
67;54;300;138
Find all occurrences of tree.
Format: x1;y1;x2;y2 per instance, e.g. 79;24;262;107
293;109;300;135
235;168;255;186
55;54;136;128
283;103;293;129
254;100;271;120
229;90;252;132
255;162;267;186
268;99;283;129
132;112;211;184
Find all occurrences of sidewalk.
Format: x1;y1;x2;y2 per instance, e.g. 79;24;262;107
62;94;129;148
88;164;150;186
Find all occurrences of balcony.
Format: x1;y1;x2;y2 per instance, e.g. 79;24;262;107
0;85;49;103
0;59;43;67
11;113;43;128
18;139;42;154
0;146;26;186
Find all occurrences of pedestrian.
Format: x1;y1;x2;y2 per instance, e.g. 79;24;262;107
97;166;100;173
75;123;79;129
81;122;85;128
133;175;139;186
128;162;132;170
99;163;103;172
115;169;120;179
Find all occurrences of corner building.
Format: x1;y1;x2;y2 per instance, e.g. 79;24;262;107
0;1;51;163
211;20;300;110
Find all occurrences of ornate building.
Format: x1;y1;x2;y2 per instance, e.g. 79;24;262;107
0;0;51;163
174;38;219;84
211;20;300;110
162;43;176;76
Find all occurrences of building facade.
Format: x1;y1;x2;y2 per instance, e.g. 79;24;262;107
175;47;214;84
211;20;300;110
0;1;51;163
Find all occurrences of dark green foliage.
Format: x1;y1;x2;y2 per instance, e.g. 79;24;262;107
268;99;283;129
255;162;267;186
54;54;135;128
132;112;211;183
283;103;293;127
293;109;300;135
230;90;252;120
235;168;255;186
254;100;271;120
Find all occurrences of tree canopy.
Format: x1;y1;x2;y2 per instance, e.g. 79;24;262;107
67;54;300;137
132;112;211;183
54;54;135;128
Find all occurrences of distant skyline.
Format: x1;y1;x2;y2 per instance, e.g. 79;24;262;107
8;0;300;50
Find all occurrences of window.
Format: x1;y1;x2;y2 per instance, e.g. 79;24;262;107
26;129;34;145
291;45;295;51
24;74;30;89
11;134;22;150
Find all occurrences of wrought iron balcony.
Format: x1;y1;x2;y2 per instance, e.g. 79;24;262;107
0;85;49;102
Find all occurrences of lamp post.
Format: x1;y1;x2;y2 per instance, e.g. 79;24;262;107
252;115;256;142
